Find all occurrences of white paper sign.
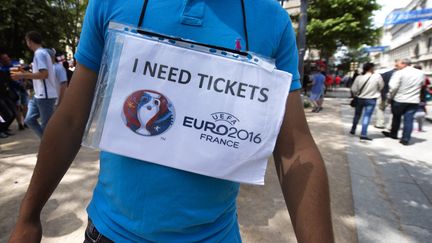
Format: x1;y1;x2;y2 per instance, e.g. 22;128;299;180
99;35;292;184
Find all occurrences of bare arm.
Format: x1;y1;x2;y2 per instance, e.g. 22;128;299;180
11;69;48;80
273;90;334;243
57;82;67;105
8;63;97;243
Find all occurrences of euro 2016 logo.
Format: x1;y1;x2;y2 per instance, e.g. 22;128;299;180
122;90;175;136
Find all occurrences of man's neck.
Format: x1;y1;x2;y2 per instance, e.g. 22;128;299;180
32;44;43;52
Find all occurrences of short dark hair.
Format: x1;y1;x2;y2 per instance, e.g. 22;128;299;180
362;62;375;74
25;31;43;44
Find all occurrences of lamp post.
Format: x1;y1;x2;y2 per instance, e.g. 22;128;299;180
297;0;308;84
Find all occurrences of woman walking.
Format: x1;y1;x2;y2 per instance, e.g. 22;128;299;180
309;66;325;112
350;63;384;140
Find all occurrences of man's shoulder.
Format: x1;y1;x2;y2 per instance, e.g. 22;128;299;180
34;48;49;58
256;0;290;22
372;73;383;80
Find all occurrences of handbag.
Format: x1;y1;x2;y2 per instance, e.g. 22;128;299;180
350;75;371;107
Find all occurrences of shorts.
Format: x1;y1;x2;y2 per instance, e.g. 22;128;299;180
16;90;28;106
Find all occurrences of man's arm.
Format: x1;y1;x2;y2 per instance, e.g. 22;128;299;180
8;63;97;243
57;82;67;105
273;90;334;243
11;69;48;81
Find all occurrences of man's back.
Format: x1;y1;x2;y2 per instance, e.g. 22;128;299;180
389;66;425;103
32;48;57;99
311;72;325;93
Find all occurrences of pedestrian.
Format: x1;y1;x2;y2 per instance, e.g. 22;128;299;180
0;52;28;130
375;63;397;129
350;63;384;140
324;73;333;93
47;48;68;105
11;31;58;138
414;102;427;132
62;60;73;85
309;66;325;112
0;52;18;137
347;70;359;88
319;64;327;109
382;59;425;145
334;75;341;88
8;1;334;243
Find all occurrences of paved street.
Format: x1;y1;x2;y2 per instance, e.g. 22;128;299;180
1;89;431;242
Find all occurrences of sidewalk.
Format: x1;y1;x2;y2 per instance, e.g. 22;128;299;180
331;88;432;242
3;89;430;242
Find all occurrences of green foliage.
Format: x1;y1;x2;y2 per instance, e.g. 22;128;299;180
0;0;88;62
307;0;381;59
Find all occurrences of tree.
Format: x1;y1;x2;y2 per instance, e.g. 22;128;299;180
52;0;88;54
307;0;381;60
0;0;87;61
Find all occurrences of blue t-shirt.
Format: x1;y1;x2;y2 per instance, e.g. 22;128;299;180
311;72;325;94
76;0;301;242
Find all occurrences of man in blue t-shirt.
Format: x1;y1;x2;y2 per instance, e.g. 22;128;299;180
9;1;334;242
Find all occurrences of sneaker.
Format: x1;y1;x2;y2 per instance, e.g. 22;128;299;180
360;136;373;141
0;132;8;138
374;125;385;129
399;140;409;145
382;131;397;139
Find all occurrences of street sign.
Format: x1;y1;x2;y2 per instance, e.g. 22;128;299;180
385;8;432;25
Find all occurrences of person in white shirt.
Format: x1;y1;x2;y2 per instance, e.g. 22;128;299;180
382;59;425;145
46;49;67;105
350;63;384;140
11;31;57;138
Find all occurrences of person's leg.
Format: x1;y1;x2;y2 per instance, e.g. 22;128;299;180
0;99;14;135
375;97;386;128
401;104;418;143
37;98;57;134
3;99;17;132
389;101;404;138
361;99;377;138
418;117;424;131
309;95;318;112
318;95;324;111
351;99;365;134
24;98;43;138
311;100;318;112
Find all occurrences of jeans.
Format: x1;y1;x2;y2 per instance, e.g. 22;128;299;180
351;98;377;137
84;219;114;243
24;98;56;138
390;101;418;142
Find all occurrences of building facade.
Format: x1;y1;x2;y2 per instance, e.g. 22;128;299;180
374;0;432;76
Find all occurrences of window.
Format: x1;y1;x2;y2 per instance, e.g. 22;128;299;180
428;37;432;53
